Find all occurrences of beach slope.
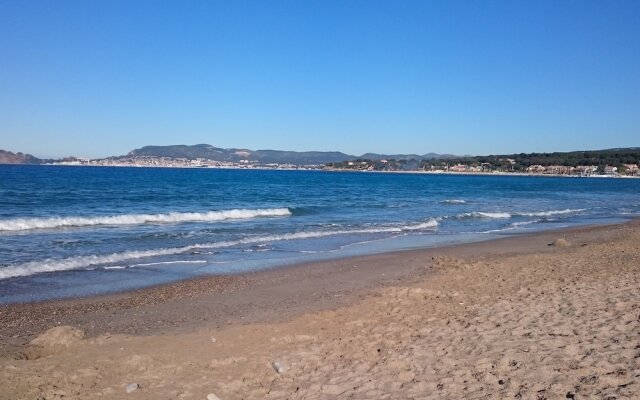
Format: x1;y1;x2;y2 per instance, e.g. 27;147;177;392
1;222;639;399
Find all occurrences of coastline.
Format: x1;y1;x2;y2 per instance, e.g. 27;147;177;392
1;219;639;399
0;220;634;343
4;165;639;307
325;168;639;179
10;163;638;178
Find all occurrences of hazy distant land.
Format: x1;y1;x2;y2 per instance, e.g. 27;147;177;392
0;150;45;165
1;144;639;176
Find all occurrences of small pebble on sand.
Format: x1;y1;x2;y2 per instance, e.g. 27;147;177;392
125;383;140;393
272;361;285;374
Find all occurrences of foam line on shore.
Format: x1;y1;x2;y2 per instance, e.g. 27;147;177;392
0;219;439;279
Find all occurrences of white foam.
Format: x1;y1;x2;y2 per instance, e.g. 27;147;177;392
442;199;467;204
457;212;512;219
481;219;540;234
130;260;208;267
516;209;585;217
403;218;440;230
0;219;439;280
0;247;195;279
510;220;538;228
0;208;292;232
457;208;585;220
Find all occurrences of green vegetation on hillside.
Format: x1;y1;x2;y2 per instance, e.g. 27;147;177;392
327;148;640;175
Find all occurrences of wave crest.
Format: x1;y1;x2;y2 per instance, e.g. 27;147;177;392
404;218;440;230
456;208;585;220
0;208;292;232
442;199;467;204
0;219;439;279
517;209;585;217
456;212;512;219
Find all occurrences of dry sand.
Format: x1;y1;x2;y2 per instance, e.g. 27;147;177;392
1;221;639;399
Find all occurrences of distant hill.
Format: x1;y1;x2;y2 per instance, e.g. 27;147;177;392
360;152;458;160
126;144;453;165
329;147;640;173
449;147;640;167
0;150;42;164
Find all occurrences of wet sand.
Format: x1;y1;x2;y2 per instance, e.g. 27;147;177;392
1;221;639;399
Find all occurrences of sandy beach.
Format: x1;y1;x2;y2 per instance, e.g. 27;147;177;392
1;221;639;399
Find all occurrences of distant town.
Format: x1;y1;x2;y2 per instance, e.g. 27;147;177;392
53;155;323;170
326;158;639;177
1;145;639;177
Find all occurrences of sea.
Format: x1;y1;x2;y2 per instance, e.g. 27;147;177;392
1;165;639;304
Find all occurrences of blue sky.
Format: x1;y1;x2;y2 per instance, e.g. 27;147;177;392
1;0;639;158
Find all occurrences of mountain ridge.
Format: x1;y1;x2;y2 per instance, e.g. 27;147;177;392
2;145;639;166
126;144;456;164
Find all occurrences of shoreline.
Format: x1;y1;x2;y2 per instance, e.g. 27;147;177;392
6;163;638;178
2;219;639;399
0;221;590;306
325;168;639;179
1;219;634;347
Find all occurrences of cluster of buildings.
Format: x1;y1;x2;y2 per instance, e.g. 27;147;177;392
329;159;640;177
46;155;640;177
623;164;640;175
525;165;599;175
434;163;493;173
525;164;639;176
427;163;640;176
51;156;322;170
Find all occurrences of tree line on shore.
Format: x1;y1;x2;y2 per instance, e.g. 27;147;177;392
326;148;640;174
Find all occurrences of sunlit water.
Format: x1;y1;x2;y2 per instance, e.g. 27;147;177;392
1;165;638;303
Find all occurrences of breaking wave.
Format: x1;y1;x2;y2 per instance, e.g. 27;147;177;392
516;209;586;217
0;208;292;232
510;220;539;228
0;247;195;279
404;218;440;230
457;212;512;219
442;199;467;204
0;219;439;279
456;209;585;220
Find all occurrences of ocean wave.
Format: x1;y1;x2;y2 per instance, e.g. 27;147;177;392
403;218;440;230
287;207;319;216
0;208;292;232
0;219;439;279
456;212;512;219
442;199;467;204
510;220;539;228
0;247;192;280
129;260;208;267
516;209;585;217
456;208;585;220
480;219;541;234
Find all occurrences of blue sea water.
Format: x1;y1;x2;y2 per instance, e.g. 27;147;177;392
1;165;639;304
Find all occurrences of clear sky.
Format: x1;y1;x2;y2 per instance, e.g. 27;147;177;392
1;0;639;158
